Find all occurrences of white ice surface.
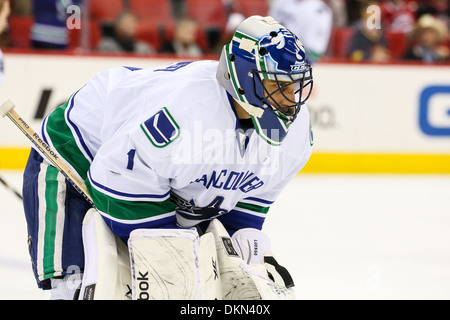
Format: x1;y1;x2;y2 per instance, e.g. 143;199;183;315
0;171;449;300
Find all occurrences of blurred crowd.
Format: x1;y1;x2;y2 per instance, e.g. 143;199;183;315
2;0;449;63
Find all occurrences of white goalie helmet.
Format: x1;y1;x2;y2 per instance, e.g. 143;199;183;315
216;15;313;145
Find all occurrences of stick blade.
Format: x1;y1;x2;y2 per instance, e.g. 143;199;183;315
0;100;15;117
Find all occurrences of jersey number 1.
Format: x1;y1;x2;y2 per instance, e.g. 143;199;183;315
127;149;136;170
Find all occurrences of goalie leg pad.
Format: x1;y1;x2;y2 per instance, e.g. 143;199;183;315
205;219;262;300
79;208;132;300
128;228;221;300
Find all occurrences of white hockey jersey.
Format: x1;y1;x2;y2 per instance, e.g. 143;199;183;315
38;60;313;241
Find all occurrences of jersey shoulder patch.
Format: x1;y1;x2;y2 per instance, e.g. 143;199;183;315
140;107;180;148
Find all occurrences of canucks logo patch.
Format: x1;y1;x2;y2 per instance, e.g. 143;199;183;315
140;107;180;147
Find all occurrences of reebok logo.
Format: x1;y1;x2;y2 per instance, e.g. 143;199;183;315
137;271;149;300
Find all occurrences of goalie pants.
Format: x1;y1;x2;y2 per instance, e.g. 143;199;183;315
23;149;90;289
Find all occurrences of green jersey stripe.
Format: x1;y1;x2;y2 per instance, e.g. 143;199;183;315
86;179;175;221
45;98;91;180
235;201;270;214
42;165;59;278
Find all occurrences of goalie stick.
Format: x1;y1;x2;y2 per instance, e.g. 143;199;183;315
0;99;95;208
0;175;23;200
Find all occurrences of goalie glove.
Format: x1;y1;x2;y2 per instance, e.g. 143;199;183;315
232;228;295;290
205;220;295;300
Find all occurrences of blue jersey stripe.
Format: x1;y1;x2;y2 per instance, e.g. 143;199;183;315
88;170;170;199
218;209;266;235
243;196;274;205
41;114;50;145
101;213;178;243
66;90;94;161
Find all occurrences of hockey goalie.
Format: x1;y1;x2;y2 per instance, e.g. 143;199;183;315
21;15;313;299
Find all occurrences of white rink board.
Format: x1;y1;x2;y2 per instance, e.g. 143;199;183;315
0;53;449;154
0;53;179;146
306;63;450;153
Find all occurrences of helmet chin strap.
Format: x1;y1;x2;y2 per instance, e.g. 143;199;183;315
233;99;265;118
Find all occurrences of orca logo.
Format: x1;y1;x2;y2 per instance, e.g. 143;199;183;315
259;28;306;73
419;85;450;136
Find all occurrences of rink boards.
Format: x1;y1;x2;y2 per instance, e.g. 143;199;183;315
0;52;449;173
